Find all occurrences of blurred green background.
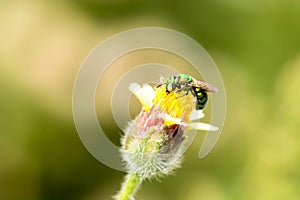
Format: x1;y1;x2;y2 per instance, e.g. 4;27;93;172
1;0;300;199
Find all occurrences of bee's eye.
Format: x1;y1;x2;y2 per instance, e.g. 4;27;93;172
171;83;176;91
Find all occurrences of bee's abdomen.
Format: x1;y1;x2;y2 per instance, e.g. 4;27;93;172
192;87;208;110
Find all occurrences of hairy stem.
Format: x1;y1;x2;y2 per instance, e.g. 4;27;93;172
116;173;142;200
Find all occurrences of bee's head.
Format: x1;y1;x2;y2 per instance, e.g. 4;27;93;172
180;74;193;83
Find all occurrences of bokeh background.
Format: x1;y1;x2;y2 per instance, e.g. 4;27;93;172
1;0;300;199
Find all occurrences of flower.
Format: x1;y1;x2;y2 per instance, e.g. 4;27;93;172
120;82;218;180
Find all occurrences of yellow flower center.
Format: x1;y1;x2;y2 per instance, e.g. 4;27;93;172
153;87;194;125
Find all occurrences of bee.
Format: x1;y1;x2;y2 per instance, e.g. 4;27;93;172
157;74;218;110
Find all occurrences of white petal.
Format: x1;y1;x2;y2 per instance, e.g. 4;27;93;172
158;113;185;125
188;122;219;131
129;83;141;94
141;84;155;102
129;83;144;103
189;110;205;121
129;83;154;110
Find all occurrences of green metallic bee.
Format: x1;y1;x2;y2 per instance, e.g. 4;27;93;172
157;74;218;110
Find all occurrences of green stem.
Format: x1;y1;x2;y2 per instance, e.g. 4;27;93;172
116;173;142;200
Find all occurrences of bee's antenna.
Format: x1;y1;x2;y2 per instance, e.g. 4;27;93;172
155;83;163;88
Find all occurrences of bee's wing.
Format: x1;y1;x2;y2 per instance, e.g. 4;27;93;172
159;73;166;84
190;80;218;93
155;73;167;88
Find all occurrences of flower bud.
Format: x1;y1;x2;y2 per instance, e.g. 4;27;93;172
121;83;217;180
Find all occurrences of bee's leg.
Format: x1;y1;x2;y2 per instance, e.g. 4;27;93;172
177;90;190;98
191;90;196;98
